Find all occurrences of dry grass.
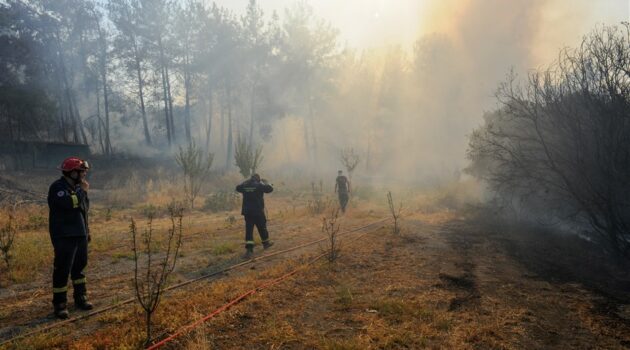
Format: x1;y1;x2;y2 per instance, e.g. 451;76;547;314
211;242;237;256
2;179;629;349
8;234;50;280
0;210;51;285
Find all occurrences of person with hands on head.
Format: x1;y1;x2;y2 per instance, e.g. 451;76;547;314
47;156;93;319
235;173;274;259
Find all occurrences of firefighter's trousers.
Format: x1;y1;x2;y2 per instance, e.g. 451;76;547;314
52;236;88;304
338;192;349;212
244;214;270;249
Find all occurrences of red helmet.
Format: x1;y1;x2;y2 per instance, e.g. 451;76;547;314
60;157;90;172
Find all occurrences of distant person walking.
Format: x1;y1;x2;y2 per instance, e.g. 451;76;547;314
236;173;274;258
335;170;351;213
47;157;93;319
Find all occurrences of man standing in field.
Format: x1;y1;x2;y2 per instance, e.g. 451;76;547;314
236;173;274;258
47;157;93;319
335;170;350;213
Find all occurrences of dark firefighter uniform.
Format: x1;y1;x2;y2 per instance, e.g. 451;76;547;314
47;177;91;312
336;175;350;213
236;177;273;254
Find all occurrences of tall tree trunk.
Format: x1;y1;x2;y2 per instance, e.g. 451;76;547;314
101;68;112;155
165;65;176;143
67;95;78;144
71;93;88;145
161;66;172;147
134;40;152;146
78;32;90;98
249;83;255;144
58;59;78;144
56;31;87;146
54;82;68;142
98;30;112;155
96;88;105;154
220;94;225;153
225;85;233;170
53;33;75;143
59;55;86;145
158;36;172;147
184;50;192;145
205;85;213;153
184;70;191;144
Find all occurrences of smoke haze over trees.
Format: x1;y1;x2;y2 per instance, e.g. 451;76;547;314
1;0;628;184
0;0;341;169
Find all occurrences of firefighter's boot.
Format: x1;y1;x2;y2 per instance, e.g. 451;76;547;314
53;289;69;319
242;246;254;259
53;302;69;319
262;240;274;250
74;294;93;310
73;281;93;310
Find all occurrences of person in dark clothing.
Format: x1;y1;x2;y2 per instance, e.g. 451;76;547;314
335;170;350;213
47;157;93;319
235;173;274;258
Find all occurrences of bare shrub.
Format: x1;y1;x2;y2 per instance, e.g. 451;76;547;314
176;142;214;209
0;206;17;269
387;191;403;235
234;134;263;179
340;147;360;179
308;181;330;215
130;202;184;346
322;208;341;262
467;24;630;258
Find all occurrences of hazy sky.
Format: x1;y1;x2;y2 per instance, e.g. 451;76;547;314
224;0;629;66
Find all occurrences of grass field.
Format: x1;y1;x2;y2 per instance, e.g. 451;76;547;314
0;179;629;349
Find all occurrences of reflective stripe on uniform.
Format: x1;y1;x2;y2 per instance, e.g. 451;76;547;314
72;277;86;285
53;286;68;293
245;240;255;245
243;187;256;192
261;239;269;243
71;194;79;208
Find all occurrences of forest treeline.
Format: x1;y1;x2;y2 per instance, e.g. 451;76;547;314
0;0;337;162
0;0;446;171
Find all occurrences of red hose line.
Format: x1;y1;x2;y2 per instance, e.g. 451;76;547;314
144;216;395;349
0;217;391;346
146;252;327;350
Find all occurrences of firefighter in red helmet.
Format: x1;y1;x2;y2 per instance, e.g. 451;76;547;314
47;157;93;319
